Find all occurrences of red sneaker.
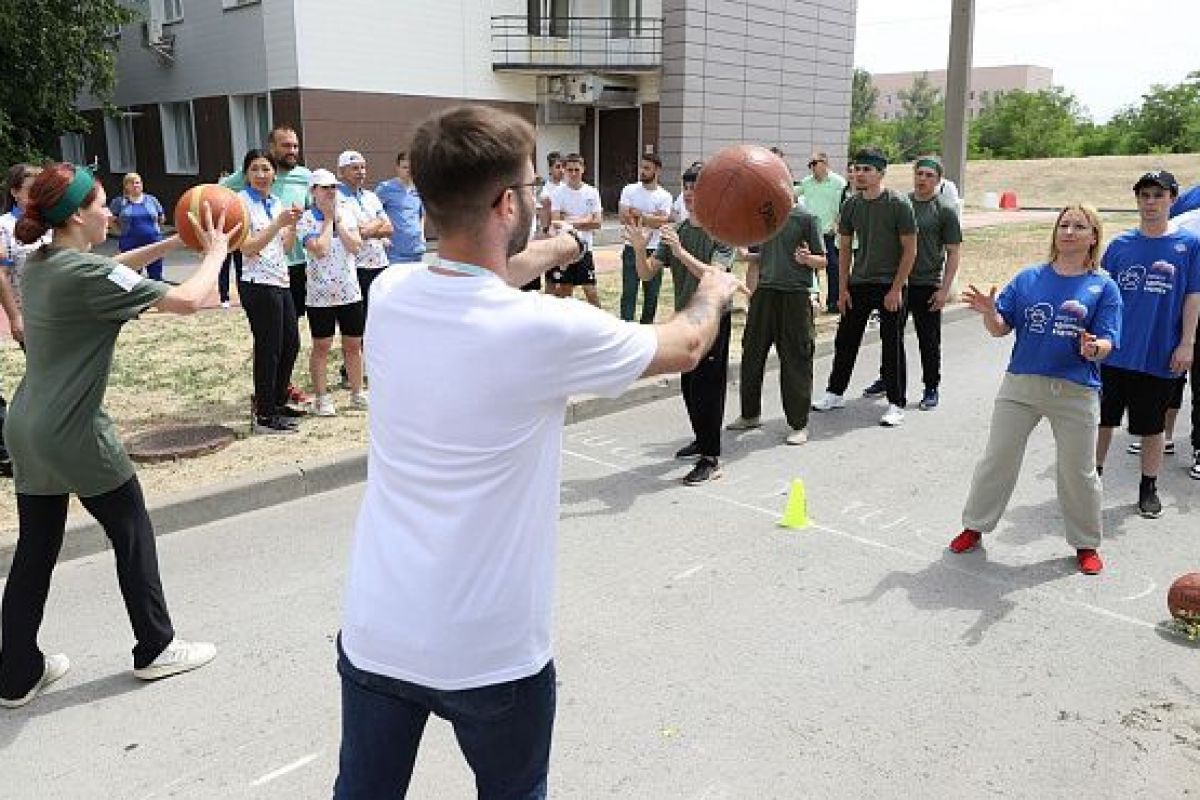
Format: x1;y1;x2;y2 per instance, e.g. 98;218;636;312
286;385;311;406
1076;549;1103;575
949;529;982;553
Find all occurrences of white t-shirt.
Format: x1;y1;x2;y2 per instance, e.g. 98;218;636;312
550;183;602;248
239;189;290;287
341;267;657;690
618;182;674;249
671;193;688;223
298;206;361;308
0;210;49;303
339;185;390;270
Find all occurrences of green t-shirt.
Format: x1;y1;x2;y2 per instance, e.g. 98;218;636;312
837;189;917;286
222;165;312;265
756;206;824;293
653;220;734;310
909;193;964;286
799;172;848;235
4;246;169;496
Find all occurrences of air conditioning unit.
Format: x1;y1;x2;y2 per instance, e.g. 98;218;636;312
551;74;639;106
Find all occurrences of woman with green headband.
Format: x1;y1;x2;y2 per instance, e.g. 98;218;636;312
0;163;241;708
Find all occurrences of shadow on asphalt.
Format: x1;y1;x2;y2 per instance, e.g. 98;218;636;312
0;672;146;751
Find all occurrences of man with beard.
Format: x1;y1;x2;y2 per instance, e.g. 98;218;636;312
333;105;740;797
618;154;673;323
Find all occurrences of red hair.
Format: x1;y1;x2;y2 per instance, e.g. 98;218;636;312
15;162;100;245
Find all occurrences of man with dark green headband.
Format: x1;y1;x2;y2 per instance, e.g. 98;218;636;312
813;147;917;428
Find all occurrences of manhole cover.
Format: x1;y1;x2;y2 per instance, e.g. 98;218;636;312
125;424;237;464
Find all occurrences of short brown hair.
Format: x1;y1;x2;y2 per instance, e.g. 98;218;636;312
410;105;535;235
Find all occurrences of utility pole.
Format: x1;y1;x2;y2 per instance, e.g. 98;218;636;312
942;0;975;198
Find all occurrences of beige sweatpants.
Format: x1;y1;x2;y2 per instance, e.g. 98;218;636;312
962;373;1103;549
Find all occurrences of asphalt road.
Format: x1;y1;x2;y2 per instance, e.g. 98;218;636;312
2;315;1198;799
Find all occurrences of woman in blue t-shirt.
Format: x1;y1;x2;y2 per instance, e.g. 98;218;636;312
950;205;1122;575
108;172;165;280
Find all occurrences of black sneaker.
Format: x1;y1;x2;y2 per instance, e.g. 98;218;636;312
862;379;887;398
1138;484;1163;518
0;457;11;478
682;457;722;485
918;388;939;410
675;441;702;460
277;404;307;418
253;415;298;435
1191;449;1200;480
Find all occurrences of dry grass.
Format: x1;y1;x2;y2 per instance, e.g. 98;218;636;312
0;148;1182;533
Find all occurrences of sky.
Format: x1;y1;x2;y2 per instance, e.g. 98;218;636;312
854;0;1199;122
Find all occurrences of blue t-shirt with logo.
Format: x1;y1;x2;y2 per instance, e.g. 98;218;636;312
995;263;1122;389
1100;229;1200;378
375;178;425;263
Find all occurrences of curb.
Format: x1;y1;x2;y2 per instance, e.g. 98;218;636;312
1;304;975;570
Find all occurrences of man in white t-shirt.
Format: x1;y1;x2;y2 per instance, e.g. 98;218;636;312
618;154;674;323
547;153;603;307
334;104;740;798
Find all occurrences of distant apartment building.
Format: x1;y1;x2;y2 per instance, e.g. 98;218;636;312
69;0;856;211
871;64;1053;121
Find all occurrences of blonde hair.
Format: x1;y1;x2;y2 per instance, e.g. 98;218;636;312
122;172;143;192
1049;204;1104;270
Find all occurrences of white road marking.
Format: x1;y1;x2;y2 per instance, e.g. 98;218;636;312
1119;581;1158;602
672;563;706;581
250;752;321;788
563;448;1158;632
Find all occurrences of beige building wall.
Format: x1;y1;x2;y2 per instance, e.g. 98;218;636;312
872;65;1053;121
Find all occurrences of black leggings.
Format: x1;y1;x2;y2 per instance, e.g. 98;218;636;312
0;476;174;699
239;281;300;417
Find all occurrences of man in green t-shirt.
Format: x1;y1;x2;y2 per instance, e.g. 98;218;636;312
628;165;735;485
798;152;848;314
726;203;826;445
813;147;917;428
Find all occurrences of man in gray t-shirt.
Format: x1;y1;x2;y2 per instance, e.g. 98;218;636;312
812;147;917;428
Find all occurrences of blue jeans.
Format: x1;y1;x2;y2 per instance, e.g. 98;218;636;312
334;639;556;799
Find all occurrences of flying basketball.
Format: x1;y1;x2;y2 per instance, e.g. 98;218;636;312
1167;573;1200;620
691;144;794;247
173;184;247;250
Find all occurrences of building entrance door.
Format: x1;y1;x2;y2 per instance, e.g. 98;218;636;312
596;107;640;212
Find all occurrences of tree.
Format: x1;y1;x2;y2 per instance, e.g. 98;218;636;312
1131;72;1200;154
893;74;944;160
972;88;1085;159
0;0;137;168
851;68;879;130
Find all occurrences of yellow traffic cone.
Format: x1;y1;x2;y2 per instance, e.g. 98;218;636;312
778;479;810;529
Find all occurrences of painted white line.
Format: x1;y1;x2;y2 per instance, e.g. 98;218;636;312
672;564;706;581
249;753;321;788
1119;581;1158;602
562;448;1158;632
857;510;885;523
879;516;909;531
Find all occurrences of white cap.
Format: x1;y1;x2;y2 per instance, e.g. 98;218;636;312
309;168;338;189
337;150;366;168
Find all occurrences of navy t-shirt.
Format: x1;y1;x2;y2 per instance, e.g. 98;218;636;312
1100;229;1200;378
995;264;1122;389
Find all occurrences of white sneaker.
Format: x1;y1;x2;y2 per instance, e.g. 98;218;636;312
312;393;337;417
726;416;761;431
785;428;809;445
880;404;905;427
0;654;70;708
133;639;216;681
220;300;231;309
1127;439;1175;455
350;390;369;409
811;392;846;411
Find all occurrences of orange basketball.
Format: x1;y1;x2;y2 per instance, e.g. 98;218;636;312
691;144;794;247
1167;573;1200;620
173;184;248;251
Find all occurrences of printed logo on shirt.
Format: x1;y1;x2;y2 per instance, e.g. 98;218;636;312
1025;302;1054;334
1116;265;1145;292
107;264;143;292
1050;299;1089;338
1143;260;1176;295
1175;242;1188;253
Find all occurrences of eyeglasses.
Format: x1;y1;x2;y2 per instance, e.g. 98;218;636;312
808;160;825;168
490;180;539;208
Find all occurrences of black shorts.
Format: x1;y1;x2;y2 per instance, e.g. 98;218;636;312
1099;365;1177;435
545;251;596;287
307;301;365;339
1168;374;1187;410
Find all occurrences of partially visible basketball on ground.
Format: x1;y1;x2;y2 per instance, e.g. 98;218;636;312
1167;573;1200;620
691;144;794;247
173;184;248;251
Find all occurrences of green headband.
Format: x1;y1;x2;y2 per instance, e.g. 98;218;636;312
915;158;943;176
853;152;888;171
43;166;96;225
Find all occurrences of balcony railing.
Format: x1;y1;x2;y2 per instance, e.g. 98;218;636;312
492;15;661;73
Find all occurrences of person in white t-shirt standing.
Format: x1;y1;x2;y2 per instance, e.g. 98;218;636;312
547;153;603;307
618;154;674;323
334;105;740;798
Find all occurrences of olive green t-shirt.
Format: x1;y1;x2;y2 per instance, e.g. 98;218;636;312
756;206;825;293
4;246;169;496
909;193;964;286
654;220;734;310
837;189;917;286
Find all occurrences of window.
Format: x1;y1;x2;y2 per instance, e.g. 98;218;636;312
229;93;271;167
549;0;569;38
612;0;643;37
527;0;540;34
160;101;198;174
60;132;86;164
162;0;184;23
104;114;137;173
